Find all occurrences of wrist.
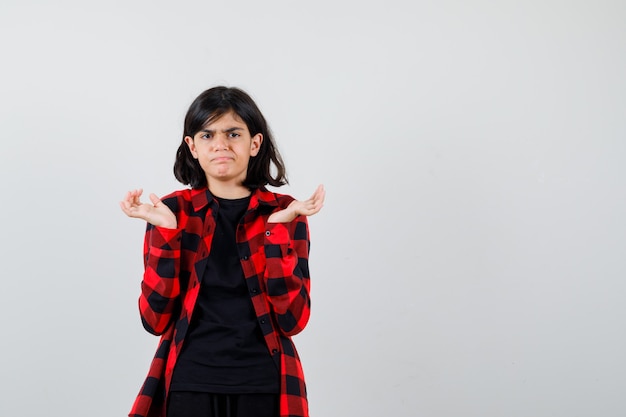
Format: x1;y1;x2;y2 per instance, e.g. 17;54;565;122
151;217;177;229
268;207;297;223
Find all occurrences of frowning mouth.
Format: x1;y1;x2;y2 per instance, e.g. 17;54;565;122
211;155;233;162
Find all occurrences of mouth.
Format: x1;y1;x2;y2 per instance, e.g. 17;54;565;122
211;155;232;162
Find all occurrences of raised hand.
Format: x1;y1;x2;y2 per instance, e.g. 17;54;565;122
119;188;177;229
268;184;325;224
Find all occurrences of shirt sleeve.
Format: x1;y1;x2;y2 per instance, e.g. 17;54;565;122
139;224;182;335
263;216;311;336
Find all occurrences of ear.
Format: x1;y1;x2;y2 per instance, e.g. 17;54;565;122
184;136;198;159
250;133;263;157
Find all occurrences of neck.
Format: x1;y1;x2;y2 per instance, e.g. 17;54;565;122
208;181;251;199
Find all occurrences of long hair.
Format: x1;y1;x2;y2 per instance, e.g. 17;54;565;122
173;86;288;189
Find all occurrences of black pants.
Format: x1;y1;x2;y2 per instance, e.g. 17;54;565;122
167;392;279;417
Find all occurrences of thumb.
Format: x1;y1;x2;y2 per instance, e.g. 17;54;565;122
149;193;163;207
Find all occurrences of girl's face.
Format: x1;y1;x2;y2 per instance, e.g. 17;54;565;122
184;110;262;190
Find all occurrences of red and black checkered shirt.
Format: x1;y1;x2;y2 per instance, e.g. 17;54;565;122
129;187;312;417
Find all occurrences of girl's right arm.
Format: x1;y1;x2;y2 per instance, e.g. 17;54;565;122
120;189;180;335
139;223;182;335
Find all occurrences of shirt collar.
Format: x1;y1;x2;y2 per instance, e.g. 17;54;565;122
190;186;279;212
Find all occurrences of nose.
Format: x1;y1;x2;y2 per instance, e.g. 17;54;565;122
212;134;229;151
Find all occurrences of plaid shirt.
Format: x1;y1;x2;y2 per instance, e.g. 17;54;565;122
129;187;311;417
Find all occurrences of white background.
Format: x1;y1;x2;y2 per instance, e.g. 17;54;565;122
1;1;625;416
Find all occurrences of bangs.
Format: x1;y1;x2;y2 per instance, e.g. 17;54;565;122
200;107;246;130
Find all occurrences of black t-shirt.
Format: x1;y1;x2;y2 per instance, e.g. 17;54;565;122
170;195;279;394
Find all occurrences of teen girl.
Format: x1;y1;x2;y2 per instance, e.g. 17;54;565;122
120;86;324;417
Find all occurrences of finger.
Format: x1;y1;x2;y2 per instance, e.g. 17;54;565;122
121;191;137;209
120;200;138;217
149;193;162;207
128;189;139;206
135;188;145;203
316;187;326;205
312;189;325;213
313;185;325;204
309;189;325;209
123;190;135;203
309;184;323;200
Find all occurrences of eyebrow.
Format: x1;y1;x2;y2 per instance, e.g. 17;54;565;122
199;127;244;134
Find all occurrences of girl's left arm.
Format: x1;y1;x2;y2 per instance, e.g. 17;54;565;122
263;184;324;336
263;216;312;336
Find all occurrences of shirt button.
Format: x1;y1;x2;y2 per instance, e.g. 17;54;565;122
260;319;266;324
265;230;271;236
242;255;249;260
251;288;259;294
272;349;278;354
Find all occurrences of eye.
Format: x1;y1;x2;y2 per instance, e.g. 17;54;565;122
228;132;240;138
200;132;212;139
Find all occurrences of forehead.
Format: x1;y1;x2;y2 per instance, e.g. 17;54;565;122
202;110;247;130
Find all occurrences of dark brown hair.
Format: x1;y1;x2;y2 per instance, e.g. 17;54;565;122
174;86;288;189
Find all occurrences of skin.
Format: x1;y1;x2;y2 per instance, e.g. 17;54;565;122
120;111;325;226
185;111;263;200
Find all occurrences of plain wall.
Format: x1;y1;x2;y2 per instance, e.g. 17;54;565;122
1;1;625;416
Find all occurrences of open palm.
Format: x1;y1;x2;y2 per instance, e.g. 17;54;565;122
268;184;325;223
120;189;177;228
